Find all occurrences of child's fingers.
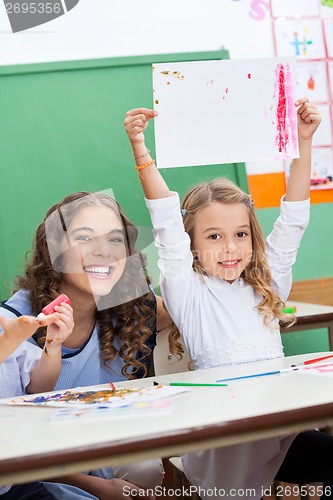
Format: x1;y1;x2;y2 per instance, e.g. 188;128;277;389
299;106;316;122
54;304;74;322
124;116;147;135
124;111;157;134
129;123;146;136
296;101;312;115
54;302;73;314
299;105;321;124
1;315;40;329
0;315;41;339
37;313;61;327
19;316;40;327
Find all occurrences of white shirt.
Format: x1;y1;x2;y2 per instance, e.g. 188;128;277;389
146;192;310;499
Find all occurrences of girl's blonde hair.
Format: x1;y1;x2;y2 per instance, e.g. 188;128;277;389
181;177;295;328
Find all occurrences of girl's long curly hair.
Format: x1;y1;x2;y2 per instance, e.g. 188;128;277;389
180;178;295;328
16;191;157;378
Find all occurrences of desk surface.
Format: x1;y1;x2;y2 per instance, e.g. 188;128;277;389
2;352;333;486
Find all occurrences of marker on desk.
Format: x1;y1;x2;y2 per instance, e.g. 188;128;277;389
216;368;295;383
37;294;71;319
217;357;333;382
292;354;333;367
154;381;227;387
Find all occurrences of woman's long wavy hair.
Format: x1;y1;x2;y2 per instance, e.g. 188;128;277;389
16;191;158;378
180;178;295;328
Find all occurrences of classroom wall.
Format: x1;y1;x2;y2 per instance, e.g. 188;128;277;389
1;0;333;355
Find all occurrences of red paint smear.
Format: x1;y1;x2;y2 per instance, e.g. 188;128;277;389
275;64;289;153
248;73;251;79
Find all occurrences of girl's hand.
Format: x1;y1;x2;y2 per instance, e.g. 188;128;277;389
0;314;60;345
44;302;74;349
124;108;157;144
296;97;321;141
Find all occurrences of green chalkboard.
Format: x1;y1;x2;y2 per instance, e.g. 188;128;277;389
0;50;248;300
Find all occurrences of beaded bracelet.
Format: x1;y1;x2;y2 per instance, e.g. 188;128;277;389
136;159;155;178
133;148;150;159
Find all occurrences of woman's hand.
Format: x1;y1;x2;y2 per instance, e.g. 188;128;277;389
296;97;321;141
44;302;74;349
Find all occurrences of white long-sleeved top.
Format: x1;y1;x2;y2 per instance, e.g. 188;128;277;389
146;192;310;499
0;342;41;495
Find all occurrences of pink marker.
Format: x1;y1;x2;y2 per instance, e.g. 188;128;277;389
38;294;71;318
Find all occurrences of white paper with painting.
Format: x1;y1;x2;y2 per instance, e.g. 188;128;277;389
274;19;326;60
153;57;298;169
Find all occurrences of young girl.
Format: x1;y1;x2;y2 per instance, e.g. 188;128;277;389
0;308;73;499
0;191;168;500
124;100;333;499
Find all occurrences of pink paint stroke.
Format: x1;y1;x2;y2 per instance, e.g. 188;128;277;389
285;63;298;153
275;64;289;154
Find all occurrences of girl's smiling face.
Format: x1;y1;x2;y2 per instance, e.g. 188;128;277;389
59;205;127;300
192;202;253;283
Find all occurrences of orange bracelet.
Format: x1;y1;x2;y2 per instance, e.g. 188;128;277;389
136;159;155;178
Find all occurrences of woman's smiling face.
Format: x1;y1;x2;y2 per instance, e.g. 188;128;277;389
59;205;127;300
192;202;253;283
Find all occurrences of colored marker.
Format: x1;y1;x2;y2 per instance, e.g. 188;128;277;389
303;354;333;365
38;294;71;318
292;354;333;367
216;369;292;383
283;306;297;314
217;358;333;382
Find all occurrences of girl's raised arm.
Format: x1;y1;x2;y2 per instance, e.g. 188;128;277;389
124;108;171;200
285;98;321;202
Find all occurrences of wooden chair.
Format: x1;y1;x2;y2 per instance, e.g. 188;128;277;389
153;328;200;499
153;327;192;377
153;329;313;500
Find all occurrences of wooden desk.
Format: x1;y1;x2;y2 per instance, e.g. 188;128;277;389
281;301;333;349
2;353;333;487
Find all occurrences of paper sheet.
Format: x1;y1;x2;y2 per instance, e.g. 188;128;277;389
0;384;188;408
